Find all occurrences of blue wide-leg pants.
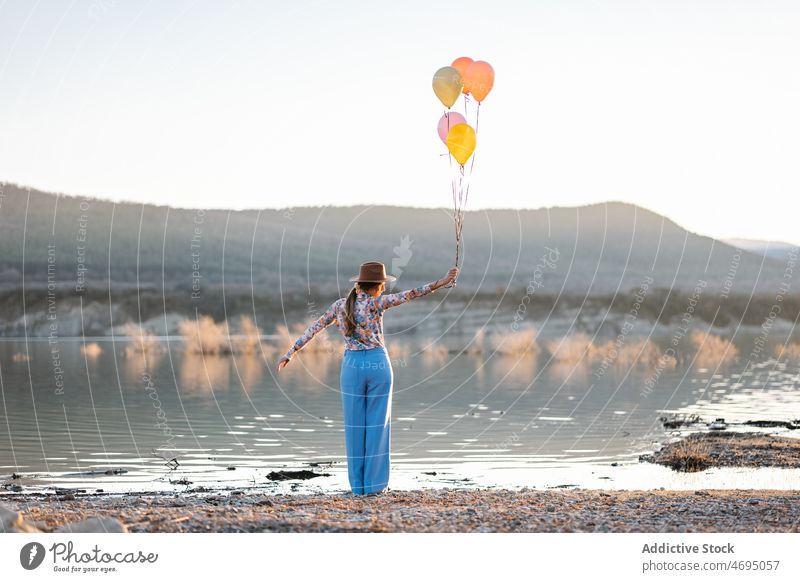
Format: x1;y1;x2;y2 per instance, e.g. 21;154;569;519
340;347;393;494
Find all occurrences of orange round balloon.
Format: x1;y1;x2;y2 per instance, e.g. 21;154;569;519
464;60;494;102
451;57;474;94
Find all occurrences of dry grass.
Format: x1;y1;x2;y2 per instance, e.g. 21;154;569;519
546;333;669;371
234;316;262;355
494;327;539;356
179;315;230;355
466;327;539;357
422;343;450;367
118;323;161;358
463;328;486;355
387;342;411;362
656;351;678;370
643;432;800;471
774;342;800;361
118;324;162;380
595;338;664;368
172;315;267;358
690;330;738;367
660;438;712;472
545;333;601;363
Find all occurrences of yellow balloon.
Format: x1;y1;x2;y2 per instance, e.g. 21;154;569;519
445;123;476;166
432;66;463;109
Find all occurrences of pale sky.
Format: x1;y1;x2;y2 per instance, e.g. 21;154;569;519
1;0;799;245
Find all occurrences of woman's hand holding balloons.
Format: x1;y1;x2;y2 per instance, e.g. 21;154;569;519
433;267;459;290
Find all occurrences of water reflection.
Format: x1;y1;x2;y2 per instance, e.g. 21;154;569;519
0;334;798;494
180;353;231;393
484;353;539;388
234;353;264;393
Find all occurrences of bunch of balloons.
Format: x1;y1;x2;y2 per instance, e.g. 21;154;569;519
432;56;495;278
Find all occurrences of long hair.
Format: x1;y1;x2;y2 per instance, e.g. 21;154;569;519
344;282;382;336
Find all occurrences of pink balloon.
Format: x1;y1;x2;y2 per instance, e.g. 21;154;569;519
437;112;467;144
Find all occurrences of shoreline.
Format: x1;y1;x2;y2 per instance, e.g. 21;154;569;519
3;429;800;533
3;488;800;533
4;429;800;498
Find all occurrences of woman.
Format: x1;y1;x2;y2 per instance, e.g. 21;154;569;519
276;261;458;495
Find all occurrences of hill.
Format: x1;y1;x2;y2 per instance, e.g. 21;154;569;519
0;183;790;297
1;183;798;337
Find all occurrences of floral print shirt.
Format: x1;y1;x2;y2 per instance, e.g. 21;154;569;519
284;284;434;359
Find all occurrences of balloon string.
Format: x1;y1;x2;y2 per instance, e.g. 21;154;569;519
454;167;461;268
447;100;472;277
455;165;465;268
446;109;459;269
445;93;480;281
452;170;458;266
445;108;462;270
463;101;480;216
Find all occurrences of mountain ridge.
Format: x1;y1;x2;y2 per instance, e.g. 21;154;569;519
0;183;790;296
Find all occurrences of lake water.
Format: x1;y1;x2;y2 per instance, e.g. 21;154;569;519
1;336;799;495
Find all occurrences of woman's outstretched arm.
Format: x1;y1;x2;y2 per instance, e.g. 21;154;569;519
277;301;338;370
376;267;459;310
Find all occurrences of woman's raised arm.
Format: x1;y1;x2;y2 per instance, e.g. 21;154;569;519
376;267;459;310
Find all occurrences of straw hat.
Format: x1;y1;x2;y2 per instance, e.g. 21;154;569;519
349;261;397;283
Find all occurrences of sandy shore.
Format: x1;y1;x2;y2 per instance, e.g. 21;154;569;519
4;429;799;533
3;488;800;533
